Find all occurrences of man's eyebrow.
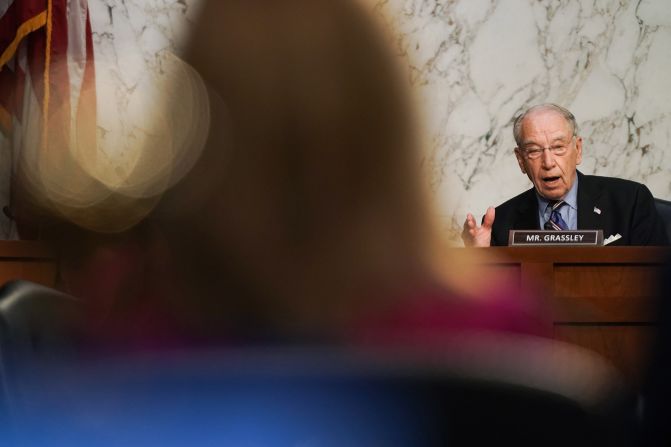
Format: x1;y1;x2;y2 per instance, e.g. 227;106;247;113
551;136;570;143
521;136;570;147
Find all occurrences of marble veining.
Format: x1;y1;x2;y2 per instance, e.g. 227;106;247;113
4;0;669;242
376;0;671;242
88;0;203;180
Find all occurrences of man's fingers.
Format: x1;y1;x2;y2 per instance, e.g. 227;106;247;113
482;206;495;229
461;213;477;246
463;213;475;230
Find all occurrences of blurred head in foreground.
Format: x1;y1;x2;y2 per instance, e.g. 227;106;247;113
51;0;444;344
164;0;432;338
45;0;551;348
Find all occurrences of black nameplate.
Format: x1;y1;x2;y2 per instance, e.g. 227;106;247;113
508;230;603;246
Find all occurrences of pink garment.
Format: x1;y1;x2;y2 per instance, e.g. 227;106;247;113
61;242;195;350
350;279;552;347
62;239;551;351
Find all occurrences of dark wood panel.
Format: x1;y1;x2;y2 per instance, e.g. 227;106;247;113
552;263;661;322
0;240;55;258
553;325;656;384
448;247;671;385
554;264;661;298
0;260;58;287
0;241;57;287
485;246;670;264
551;295;654;323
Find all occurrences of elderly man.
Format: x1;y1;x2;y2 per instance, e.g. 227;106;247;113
462;103;668;246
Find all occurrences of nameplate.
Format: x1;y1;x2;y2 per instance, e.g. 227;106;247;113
508;230;603;246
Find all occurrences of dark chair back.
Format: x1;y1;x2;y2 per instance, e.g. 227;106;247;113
0;280;82;426
0;280;82;359
654;198;671;242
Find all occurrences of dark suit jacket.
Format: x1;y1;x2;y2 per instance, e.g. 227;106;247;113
491;171;669;246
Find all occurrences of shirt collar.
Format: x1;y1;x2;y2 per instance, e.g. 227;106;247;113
536;173;579;211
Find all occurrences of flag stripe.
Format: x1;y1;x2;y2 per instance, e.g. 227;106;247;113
1;0;97;239
45;0;71;153
0;10;47;70
0;0;47;47
42;0;53;147
0;66;15;108
26;21;45;105
0;66;15;135
13;63;25;122
0;105;11;135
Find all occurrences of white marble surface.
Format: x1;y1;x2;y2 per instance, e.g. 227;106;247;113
88;0;204;181
376;0;671;241
77;0;671;240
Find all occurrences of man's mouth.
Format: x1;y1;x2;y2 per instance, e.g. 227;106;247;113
542;176;561;185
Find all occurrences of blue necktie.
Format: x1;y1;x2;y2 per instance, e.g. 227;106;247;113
544;200;568;230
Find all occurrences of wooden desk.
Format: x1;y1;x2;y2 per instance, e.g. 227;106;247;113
0;241;58;288
0;241;665;382
476;246;670;383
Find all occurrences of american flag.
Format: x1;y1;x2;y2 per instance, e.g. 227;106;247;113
0;0;96;238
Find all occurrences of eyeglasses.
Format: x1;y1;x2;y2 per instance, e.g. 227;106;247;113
520;137;574;160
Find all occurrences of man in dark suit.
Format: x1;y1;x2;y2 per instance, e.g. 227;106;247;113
462;104;668;247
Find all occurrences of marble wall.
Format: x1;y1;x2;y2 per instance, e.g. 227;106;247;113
88;0;203;184
376;0;671;242
88;0;671;242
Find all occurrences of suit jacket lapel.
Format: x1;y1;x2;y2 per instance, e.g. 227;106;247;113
576;171;603;230
515;188;541;230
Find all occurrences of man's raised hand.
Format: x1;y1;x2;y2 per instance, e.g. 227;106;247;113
461;206;495;247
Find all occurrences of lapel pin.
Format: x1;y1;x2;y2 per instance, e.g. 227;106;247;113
593;206;601;215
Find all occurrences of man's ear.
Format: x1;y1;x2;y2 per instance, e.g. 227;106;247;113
514;148;527;174
575;136;583;165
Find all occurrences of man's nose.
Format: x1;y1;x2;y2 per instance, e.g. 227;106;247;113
540;148;556;168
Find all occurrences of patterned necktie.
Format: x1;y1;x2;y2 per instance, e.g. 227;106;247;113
544;200;569;230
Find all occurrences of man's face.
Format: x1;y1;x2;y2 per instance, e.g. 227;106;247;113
514;110;583;201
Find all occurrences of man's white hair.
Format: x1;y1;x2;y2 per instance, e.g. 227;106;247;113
513;103;578;146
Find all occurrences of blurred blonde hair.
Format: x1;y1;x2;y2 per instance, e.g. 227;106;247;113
151;0;441;337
